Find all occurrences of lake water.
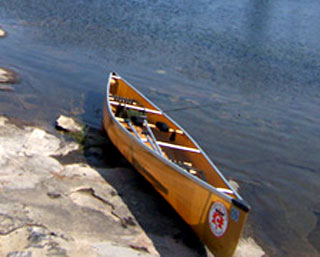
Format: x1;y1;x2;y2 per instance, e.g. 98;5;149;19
0;0;319;256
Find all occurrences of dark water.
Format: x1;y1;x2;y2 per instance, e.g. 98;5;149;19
1;0;320;256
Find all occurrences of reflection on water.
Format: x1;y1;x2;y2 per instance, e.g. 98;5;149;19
0;0;320;256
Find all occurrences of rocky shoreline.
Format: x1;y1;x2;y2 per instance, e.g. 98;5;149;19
0;115;161;257
0;115;265;257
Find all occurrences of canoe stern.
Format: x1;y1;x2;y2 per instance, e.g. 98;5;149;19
196;196;249;257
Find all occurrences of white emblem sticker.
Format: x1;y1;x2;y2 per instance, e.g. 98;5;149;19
208;201;228;237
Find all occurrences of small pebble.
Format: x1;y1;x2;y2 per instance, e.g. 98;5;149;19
47;192;62;199
229;179;240;192
155;69;166;74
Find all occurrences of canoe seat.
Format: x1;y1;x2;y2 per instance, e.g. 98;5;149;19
109;100;162;115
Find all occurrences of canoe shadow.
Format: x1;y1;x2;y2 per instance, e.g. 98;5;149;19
83;126;209;257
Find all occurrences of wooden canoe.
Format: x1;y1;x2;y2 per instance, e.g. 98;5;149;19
102;72;250;257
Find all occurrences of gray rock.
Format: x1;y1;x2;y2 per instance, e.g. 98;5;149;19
0;116;160;257
229;179;240;192
0;28;6;38
55;115;82;133
0;68;18;84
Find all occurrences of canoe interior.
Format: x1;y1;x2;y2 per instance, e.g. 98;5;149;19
108;75;236;196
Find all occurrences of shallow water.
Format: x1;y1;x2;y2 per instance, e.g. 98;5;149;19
0;0;320;256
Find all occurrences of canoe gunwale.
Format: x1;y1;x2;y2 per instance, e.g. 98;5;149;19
105;72;245;204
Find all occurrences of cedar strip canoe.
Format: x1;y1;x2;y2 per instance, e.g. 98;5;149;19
102;72;250;257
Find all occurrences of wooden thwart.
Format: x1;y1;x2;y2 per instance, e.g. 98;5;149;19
139;138;200;154
109;100;162;115
156;141;200;153
216;188;234;195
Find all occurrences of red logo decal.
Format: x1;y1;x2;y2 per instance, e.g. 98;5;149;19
208;202;228;237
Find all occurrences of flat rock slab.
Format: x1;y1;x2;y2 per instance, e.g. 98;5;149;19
0;116;159;257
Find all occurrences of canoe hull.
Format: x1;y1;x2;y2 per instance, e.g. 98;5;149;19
102;74;249;257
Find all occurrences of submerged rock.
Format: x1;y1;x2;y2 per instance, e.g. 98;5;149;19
229;179;240;192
